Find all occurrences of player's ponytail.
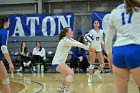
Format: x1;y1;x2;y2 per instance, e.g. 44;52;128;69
58;27;70;42
125;0;140;13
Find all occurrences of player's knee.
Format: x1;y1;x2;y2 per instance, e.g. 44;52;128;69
2;77;9;84
65;75;74;83
100;63;105;68
137;82;140;87
1;73;9;80
89;64;95;70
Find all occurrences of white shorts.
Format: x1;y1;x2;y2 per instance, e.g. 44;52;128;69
90;43;102;52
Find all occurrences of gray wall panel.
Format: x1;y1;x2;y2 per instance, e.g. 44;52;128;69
0;4;36;14
0;0;37;4
8;42;58;48
8;36;58;52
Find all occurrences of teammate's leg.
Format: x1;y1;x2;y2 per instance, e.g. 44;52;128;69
112;46;131;93
88;51;96;83
56;63;74;93
130;67;140;92
94;51;105;80
113;65;130;93
119;45;140;92
125;45;140;92
97;51;105;71
0;61;11;93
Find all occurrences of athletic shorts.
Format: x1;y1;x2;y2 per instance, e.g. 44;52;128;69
52;64;59;70
113;44;140;69
90;42;102;52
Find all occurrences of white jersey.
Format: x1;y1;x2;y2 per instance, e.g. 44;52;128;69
32;47;46;58
105;4;140;54
88;29;104;51
52;37;89;65
102;14;110;33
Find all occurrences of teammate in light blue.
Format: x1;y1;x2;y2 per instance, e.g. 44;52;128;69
0;16;14;93
105;0;140;93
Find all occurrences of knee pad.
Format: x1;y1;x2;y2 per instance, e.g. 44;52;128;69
100;63;105;68
65;75;73;83
89;64;95;70
2;77;9;84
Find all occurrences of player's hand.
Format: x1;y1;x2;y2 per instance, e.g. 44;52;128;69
109;61;112;70
9;63;14;72
107;54;112;70
79;56;83;62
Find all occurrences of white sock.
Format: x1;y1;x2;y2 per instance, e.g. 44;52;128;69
20;67;22;70
28;61;31;65
33;66;36;69
97;70;101;73
89;75;92;79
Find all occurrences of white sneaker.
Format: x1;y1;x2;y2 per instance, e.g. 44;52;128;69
33;66;36;71
25;62;28;66
25;62;29;66
57;85;64;92
94;71;102;80
88;77;92;83
23;62;26;66
27;61;31;66
16;67;22;72
62;88;68;93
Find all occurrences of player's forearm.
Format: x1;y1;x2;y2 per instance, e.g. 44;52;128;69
3;52;12;64
105;26;115;54
107;53;112;63
70;41;89;50
105;41;112;54
72;42;89;50
66;39;89;50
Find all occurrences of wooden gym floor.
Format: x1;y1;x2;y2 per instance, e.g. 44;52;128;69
0;73;139;93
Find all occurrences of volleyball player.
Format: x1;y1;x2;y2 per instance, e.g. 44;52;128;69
52;27;94;93
0;15;14;93
88;20;105;83
105;0;140;92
